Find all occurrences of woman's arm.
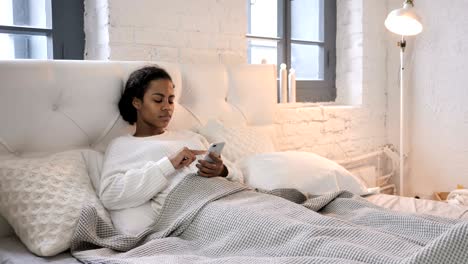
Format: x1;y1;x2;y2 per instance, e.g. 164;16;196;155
99;157;175;210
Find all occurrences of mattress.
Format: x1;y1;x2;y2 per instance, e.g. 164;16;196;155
0;236;79;264
366;193;468;219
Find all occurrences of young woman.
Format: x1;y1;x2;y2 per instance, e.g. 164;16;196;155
99;66;242;235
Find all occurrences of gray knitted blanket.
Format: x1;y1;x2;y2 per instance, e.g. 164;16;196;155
71;174;468;263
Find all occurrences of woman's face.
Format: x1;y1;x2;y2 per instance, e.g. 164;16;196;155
133;79;175;132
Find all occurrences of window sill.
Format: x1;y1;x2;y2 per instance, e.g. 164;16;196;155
277;102;362;110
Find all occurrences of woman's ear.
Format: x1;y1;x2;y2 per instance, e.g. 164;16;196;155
132;97;142;110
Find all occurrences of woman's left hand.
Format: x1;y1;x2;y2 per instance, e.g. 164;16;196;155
196;152;228;177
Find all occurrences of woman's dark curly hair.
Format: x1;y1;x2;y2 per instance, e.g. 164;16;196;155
118;66;173;125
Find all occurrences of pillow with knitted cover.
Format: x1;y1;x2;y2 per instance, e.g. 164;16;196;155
0;150;109;256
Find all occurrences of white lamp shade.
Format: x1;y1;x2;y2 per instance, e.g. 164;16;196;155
385;5;423;36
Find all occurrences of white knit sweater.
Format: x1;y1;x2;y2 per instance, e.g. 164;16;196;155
99;130;243;235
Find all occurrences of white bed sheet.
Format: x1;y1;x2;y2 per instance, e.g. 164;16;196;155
366;193;468;220
0;236;79;264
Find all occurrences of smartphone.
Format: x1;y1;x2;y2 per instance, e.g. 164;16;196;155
204;142;225;163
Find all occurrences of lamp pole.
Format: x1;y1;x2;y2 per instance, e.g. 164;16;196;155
385;0;422;196
399;36;406;196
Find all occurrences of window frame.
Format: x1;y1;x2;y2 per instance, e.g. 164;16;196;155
0;0;84;60
247;0;337;102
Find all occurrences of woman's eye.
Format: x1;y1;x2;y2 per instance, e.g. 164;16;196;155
154;100;162;103
169;100;174;104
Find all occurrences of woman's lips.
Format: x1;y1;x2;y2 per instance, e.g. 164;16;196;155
159;116;171;121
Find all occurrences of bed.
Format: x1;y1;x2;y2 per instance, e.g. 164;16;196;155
1;60;467;263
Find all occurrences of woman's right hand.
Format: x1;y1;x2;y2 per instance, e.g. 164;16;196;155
169;147;206;169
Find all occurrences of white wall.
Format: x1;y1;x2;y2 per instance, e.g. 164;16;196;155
386;0;468;197
84;0;387;161
335;0;363;106
103;0;246;64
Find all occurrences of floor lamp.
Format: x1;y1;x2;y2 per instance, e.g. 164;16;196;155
385;0;423;196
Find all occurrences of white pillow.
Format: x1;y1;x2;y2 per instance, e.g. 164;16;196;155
237;151;368;195
0;150;109;256
80;149;104;191
198;119;276;163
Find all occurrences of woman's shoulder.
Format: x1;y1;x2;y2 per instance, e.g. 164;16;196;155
108;134;133;144
105;135;136;152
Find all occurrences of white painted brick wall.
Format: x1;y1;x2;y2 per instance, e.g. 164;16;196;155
84;0;388;162
101;0;246;64
275;105;386;160
335;0;363;105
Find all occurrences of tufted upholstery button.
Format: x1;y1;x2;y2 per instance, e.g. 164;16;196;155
52;104;59;111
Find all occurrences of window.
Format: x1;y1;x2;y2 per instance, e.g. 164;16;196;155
247;0;336;102
0;0;84;60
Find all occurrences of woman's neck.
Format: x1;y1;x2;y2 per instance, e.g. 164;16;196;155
133;130;165;137
133;122;166;137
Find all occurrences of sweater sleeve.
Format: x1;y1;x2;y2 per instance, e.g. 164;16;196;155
222;157;244;183
99;143;175;210
198;134;244;183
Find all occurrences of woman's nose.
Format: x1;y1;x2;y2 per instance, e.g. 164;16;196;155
161;101;172;110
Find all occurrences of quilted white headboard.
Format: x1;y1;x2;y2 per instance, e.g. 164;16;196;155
0;60;277;156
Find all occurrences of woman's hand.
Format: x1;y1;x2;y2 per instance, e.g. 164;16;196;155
196;152;228;177
170;147;206;169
